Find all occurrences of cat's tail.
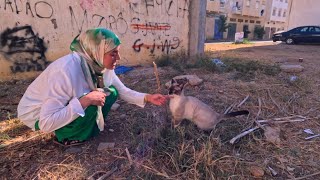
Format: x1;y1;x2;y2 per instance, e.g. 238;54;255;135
224;110;249;118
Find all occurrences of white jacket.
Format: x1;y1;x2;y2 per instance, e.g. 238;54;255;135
17;53;146;132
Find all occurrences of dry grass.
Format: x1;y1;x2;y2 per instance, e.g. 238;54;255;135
1;43;320;179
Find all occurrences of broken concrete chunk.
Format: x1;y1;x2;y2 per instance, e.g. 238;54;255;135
280;65;304;73
165;75;203;88
111;103;120;111
97;142;115;151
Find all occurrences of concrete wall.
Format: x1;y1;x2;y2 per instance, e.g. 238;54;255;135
188;0;206;56
288;0;320;30
0;0;194;78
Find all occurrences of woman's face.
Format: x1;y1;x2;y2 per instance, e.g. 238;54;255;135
103;46;121;70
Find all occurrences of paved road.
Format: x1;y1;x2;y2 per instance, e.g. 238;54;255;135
205;40;280;45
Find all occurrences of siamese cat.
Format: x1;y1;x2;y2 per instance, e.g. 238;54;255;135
168;78;249;131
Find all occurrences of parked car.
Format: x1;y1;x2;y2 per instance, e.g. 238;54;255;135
272;26;320;44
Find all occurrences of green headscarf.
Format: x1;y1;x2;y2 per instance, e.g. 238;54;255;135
70;28;121;89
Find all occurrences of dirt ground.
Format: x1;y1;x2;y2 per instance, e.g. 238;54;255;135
1;42;320;179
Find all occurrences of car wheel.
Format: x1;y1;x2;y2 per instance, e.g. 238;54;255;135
273;39;277;42
286;38;294;45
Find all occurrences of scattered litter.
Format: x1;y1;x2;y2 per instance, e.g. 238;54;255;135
268;166;278;176
289;75;298;83
304;129;315;135
97;142;115;151
211;58;225;66
115;65;133;75
305;134;320;140
249;166;264;177
303;129;320;140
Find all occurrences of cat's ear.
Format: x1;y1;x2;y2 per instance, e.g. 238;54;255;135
171;78;177;84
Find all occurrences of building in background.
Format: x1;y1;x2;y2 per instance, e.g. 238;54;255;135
263;0;290;39
287;0;320;30
206;0;292;41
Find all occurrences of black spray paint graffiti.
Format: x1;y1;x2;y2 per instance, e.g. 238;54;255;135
0;26;49;73
132;37;181;54
69;7;128;35
129;0;189;18
0;0;54;18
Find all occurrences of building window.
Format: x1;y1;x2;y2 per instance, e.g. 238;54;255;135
238;19;244;22
220;0;225;7
256;21;261;24
283;10;286;17
230;18;237;22
278;9;282;17
272;8;277;16
245;20;249;23
256;1;260;9
250;20;255;23
246;0;251;7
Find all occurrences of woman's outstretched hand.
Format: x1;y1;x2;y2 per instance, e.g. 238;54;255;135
145;94;170;106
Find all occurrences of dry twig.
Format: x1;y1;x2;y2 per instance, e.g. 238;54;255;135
153;62;161;93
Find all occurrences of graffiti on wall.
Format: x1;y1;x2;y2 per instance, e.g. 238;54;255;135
0;0;54;18
0;0;190;74
68;0;189;55
0;26;49;73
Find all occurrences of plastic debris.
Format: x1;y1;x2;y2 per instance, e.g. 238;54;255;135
115;65;133;75
211;58;225;66
289;75;298;82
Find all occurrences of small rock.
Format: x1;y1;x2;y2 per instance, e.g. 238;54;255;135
120;114;126;119
264;126;281;145
287;166;295;172
280;65;304;73
218;90;224;94
298;58;303;62
108;129;114;132
18;152;25;158
165;75;203;88
65;147;82;154
111;103;120;111
249;166;264;177
97;142;115;151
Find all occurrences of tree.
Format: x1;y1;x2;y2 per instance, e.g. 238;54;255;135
218;15;230;33
254;26;266;39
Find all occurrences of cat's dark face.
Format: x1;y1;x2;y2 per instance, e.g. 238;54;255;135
168;78;188;95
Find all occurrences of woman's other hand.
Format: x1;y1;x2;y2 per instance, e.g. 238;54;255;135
79;91;107;108
145;94;170;106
